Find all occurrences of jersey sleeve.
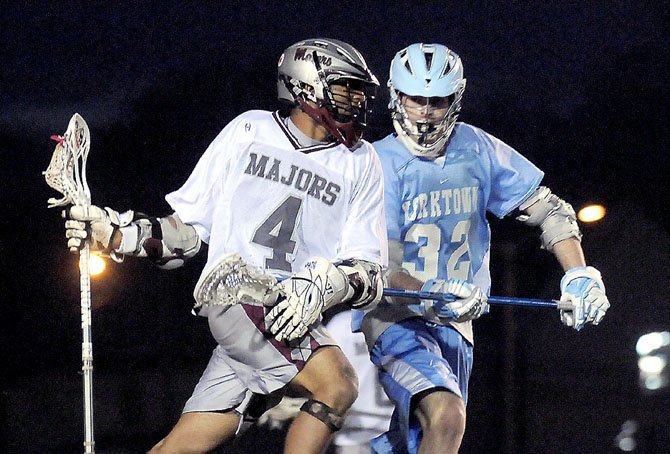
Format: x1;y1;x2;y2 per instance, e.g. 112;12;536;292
337;144;388;266
164;117;244;243
481;130;544;218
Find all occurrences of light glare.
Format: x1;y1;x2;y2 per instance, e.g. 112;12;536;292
638;355;666;374
89;254;106;276
636;331;670;356
644;375;665;390
578;204;606;223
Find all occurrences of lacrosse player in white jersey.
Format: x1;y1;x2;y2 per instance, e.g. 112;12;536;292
352;43;611;454
64;38;388;454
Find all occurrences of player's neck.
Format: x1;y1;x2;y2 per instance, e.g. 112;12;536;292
289;109;329;143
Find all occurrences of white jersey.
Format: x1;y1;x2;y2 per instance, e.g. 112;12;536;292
166;109;388;285
326;310;394;447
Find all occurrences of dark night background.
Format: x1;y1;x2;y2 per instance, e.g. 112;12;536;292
1;1;669;453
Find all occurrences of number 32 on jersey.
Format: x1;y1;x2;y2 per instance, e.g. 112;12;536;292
402;220;471;281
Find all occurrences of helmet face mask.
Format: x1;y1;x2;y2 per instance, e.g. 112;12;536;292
277;38;379;149
388;43;466;159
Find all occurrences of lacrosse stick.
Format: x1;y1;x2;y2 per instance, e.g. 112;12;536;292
43;113;95;454
382;288;572;309
192;254;570;312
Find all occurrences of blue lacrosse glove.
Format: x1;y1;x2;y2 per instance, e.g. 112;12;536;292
559;266;609;331
423;279;489;322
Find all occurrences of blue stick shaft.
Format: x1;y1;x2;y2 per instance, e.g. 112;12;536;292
382;288;560;309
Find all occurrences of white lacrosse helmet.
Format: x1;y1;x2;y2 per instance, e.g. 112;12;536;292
388;43;466;159
277;38;379;149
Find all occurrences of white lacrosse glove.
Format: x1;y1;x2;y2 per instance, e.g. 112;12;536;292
425;279;489;322
265;257;346;342
64;205;133;255
559;266;609;331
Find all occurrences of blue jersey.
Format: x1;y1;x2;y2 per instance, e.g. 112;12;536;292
354;123;543;344
380;123;542;289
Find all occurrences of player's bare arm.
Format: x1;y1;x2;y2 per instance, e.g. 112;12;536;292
515;186;609;330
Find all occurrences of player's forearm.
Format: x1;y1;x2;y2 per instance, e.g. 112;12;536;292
386;268;423;291
109;229;122;250
381;268;423;306
551;237;586;271
385;240;424;302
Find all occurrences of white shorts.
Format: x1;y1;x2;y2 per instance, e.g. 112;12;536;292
183;303;337;413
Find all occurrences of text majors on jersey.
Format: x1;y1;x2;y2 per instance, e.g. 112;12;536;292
245;152;340;206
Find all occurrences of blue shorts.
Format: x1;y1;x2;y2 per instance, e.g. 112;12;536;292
369;318;473;454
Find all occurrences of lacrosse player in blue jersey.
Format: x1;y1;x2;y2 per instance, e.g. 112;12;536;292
353;43;610;454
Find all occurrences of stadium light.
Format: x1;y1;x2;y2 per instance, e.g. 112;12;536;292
578;203;606;223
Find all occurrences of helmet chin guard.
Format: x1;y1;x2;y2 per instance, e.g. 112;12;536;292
390;92;463;159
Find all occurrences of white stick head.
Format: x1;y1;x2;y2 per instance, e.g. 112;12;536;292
43;113;91;207
193;253;279;308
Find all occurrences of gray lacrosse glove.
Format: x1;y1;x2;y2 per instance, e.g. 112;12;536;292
265;257;346;342
425;278;489;322
559;266;609;331
64;205;133;258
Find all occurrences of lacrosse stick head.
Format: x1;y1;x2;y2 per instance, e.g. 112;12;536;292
193;253;279;308
43;113;91;208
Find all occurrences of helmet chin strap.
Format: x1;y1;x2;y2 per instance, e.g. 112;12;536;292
297;98;362;149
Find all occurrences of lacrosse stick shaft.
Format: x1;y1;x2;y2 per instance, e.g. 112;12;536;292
80;244;95;453
383;288;566;309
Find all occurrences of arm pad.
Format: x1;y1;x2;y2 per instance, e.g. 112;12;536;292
516;186;582;251
334;259;384;309
116;212;201;269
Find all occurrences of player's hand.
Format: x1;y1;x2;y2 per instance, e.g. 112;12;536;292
425;279;489;322
264;258;335;342
64;205;114;252
559;266;609;331
63;205;130;253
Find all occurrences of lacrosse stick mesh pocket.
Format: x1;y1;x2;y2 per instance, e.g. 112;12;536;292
193;253;278;308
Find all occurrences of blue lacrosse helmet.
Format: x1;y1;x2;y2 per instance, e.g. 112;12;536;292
388;43;466;158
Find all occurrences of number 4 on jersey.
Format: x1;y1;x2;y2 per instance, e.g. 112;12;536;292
252;196;302;272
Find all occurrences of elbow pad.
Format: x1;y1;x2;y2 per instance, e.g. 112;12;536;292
116;212;201;269
516;186;582;251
